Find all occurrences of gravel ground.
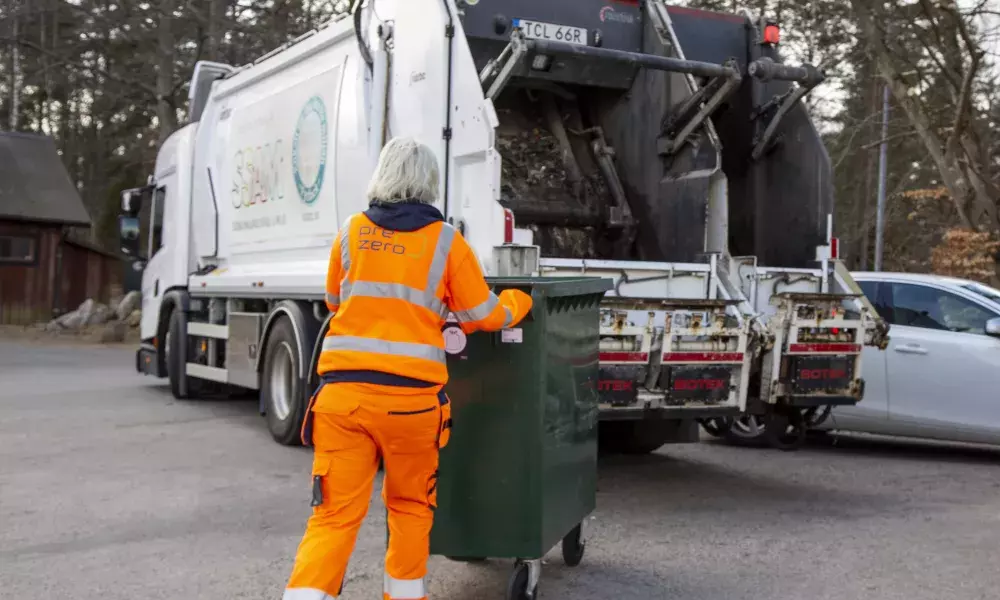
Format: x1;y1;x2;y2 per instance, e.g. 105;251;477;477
2;340;1000;600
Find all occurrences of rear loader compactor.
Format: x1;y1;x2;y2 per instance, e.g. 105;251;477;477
458;1;888;452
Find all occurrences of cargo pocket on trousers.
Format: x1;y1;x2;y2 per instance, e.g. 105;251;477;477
436;391;452;449
300;386;324;447
310;454;332;508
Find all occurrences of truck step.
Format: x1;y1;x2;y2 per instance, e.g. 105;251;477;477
186;363;229;383
188;323;229;339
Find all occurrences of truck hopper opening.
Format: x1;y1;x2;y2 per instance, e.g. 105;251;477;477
459;2;827;268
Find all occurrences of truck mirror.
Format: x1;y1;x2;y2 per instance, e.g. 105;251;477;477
119;215;141;257
121;186;150;216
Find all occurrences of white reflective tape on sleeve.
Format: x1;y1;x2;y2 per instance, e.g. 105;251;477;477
384;574;427;599
502;306;513;328
455;292;499;324
325;292;339;306
282;587;335;600
322;335;446;364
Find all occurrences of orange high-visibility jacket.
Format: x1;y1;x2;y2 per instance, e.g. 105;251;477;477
318;201;532;386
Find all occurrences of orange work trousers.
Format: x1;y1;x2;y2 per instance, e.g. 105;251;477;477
284;383;447;600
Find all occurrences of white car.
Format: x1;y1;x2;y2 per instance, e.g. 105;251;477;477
720;272;1000;447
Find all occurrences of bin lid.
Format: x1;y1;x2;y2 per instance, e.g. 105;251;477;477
486;276;613;298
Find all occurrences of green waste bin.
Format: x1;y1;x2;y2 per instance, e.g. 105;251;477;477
430;277;612;600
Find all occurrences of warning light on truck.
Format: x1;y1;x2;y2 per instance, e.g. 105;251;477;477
764;24;780;45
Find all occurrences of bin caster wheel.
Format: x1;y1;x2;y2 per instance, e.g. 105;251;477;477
561;523;585;567
507;560;539;600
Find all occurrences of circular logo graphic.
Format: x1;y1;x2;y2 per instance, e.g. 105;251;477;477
292;96;329;205
443;326;468;355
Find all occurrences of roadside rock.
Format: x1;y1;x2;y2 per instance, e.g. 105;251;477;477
76;299;97;325
91;321;127;344
53;306;86;330
115;291;141;321
126;309;142;328
87;303;113;326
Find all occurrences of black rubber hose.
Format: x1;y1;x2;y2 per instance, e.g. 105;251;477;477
353;0;373;70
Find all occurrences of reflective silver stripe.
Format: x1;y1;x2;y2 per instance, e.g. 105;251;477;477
455;292;499;323
384;574;426;599
282;588;335;600
325;292;339;306
340;281;445;316
502;306;513;328
424;223;455;298
322;335;445;363
339;215;354;301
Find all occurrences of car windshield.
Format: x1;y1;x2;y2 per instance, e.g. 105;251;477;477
961;282;1000;305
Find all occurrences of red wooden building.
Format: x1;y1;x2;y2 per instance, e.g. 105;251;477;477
0;132;122;325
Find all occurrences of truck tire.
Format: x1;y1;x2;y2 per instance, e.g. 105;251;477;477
599;420;672;455
261;317;307;446
166;308;199;400
722;414;769;447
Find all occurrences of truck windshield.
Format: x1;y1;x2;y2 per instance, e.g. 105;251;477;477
961;282;1000;305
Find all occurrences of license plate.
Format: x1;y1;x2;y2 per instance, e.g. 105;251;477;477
512;19;588;46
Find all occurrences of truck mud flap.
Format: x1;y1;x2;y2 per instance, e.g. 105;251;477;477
787;355;855;394
659;365;732;405
597;365;644;408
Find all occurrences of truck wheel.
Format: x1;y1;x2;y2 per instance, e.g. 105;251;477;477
599;421;671;455
261;317;307;446
166;308;200;400
764;409;807;452
699;418;733;438
723;414;770;447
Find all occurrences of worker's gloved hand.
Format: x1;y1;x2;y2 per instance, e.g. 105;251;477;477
499;289;533;327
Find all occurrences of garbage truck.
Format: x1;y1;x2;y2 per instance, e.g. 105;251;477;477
118;0;888;450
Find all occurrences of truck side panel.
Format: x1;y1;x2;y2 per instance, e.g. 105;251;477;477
189;2;504;278
190;23;364;267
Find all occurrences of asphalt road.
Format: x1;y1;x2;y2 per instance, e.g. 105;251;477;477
3;340;1000;600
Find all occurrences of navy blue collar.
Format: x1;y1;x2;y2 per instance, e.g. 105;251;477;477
364;201;445;232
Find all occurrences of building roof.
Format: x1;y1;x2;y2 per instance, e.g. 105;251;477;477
0;131;92;227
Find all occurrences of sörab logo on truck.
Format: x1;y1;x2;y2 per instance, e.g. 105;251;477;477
293;95;329;206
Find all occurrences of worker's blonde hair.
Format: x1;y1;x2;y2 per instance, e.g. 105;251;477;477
366;137;440;204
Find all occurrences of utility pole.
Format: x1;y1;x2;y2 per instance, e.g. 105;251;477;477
873;84;890;271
